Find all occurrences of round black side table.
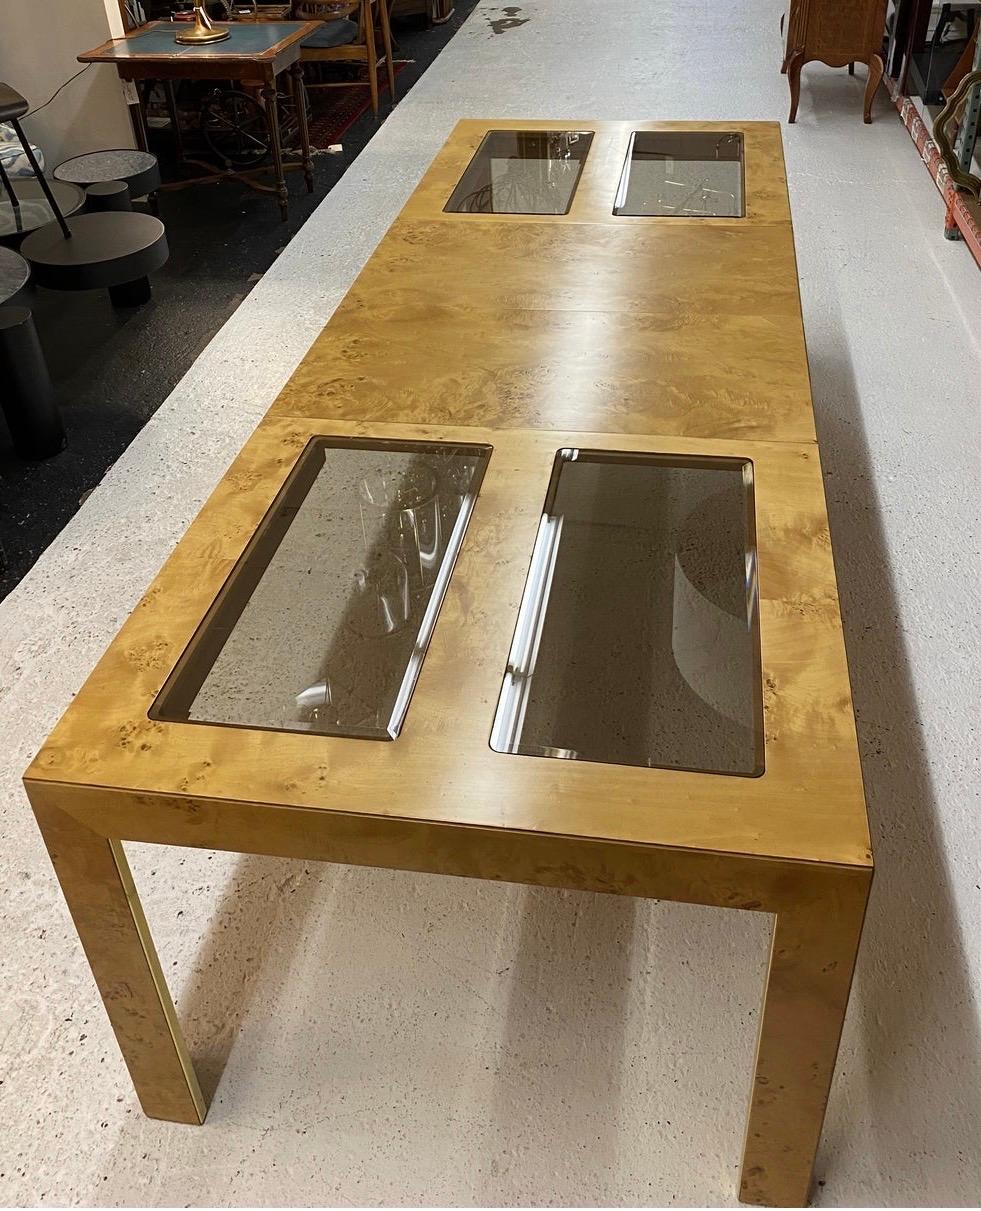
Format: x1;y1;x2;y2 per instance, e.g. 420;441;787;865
0;243;30;305
21;211;169;308
0;178;86;243
0;302;65;460
54;149;161;201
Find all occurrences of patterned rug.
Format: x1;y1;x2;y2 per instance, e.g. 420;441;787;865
307;62;410;148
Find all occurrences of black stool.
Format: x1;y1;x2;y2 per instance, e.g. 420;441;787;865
0;243;29;306
21;210;168;308
86;180;133;213
0;247;64;459
54;149;161;202
0;83;78;244
0;304;65;459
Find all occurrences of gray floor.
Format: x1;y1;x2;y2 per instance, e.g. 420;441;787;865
2;0;980;1205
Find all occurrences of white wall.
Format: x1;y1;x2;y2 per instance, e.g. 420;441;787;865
0;0;134;169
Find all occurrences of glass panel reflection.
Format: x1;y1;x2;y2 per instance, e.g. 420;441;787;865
445;129;594;215
490;449;763;775
614;131;744;217
153;438;491;740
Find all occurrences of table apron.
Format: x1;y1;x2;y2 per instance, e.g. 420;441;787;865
114;58;290;84
27;780;871;918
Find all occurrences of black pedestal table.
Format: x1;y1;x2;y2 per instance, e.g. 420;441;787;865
21;210;168;308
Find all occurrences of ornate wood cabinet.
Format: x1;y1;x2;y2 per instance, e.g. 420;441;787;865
782;0;889;122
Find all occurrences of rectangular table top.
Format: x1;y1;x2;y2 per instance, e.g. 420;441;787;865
78;20;318;65
27;120;872;873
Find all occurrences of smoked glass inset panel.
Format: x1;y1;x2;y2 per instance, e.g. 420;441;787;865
614;131;744;217
444;129;594;215
490;449;763;776
152;437;491;740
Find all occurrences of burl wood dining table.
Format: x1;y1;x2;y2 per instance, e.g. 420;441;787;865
26;120;872;1207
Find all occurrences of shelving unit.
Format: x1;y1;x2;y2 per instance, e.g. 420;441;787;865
883;0;981;266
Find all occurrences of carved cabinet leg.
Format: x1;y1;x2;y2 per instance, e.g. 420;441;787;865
787;52;805;123
864;53;885;123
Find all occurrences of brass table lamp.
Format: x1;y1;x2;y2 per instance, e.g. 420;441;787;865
175;4;231;44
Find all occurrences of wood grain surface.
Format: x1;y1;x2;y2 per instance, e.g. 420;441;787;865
397;120;794;225
27;118;869;867
27;418;870;868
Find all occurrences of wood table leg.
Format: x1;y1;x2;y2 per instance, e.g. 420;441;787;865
262;81;288;221
290;63;315;194
364;1;380;118
164;80;186;164
127;77;151;153
32;799;206;1125
378;0;397;107
739;873;871;1206
126;76;160;214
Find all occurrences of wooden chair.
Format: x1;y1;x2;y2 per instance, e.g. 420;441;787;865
296;0;397;118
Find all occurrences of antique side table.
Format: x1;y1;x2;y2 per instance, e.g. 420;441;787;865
26;120;872;1207
77;21;319;220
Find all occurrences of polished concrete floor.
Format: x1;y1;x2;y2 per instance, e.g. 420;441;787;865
2;0;980;1205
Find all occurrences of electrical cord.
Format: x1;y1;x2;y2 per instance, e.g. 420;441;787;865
24;64;93;118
